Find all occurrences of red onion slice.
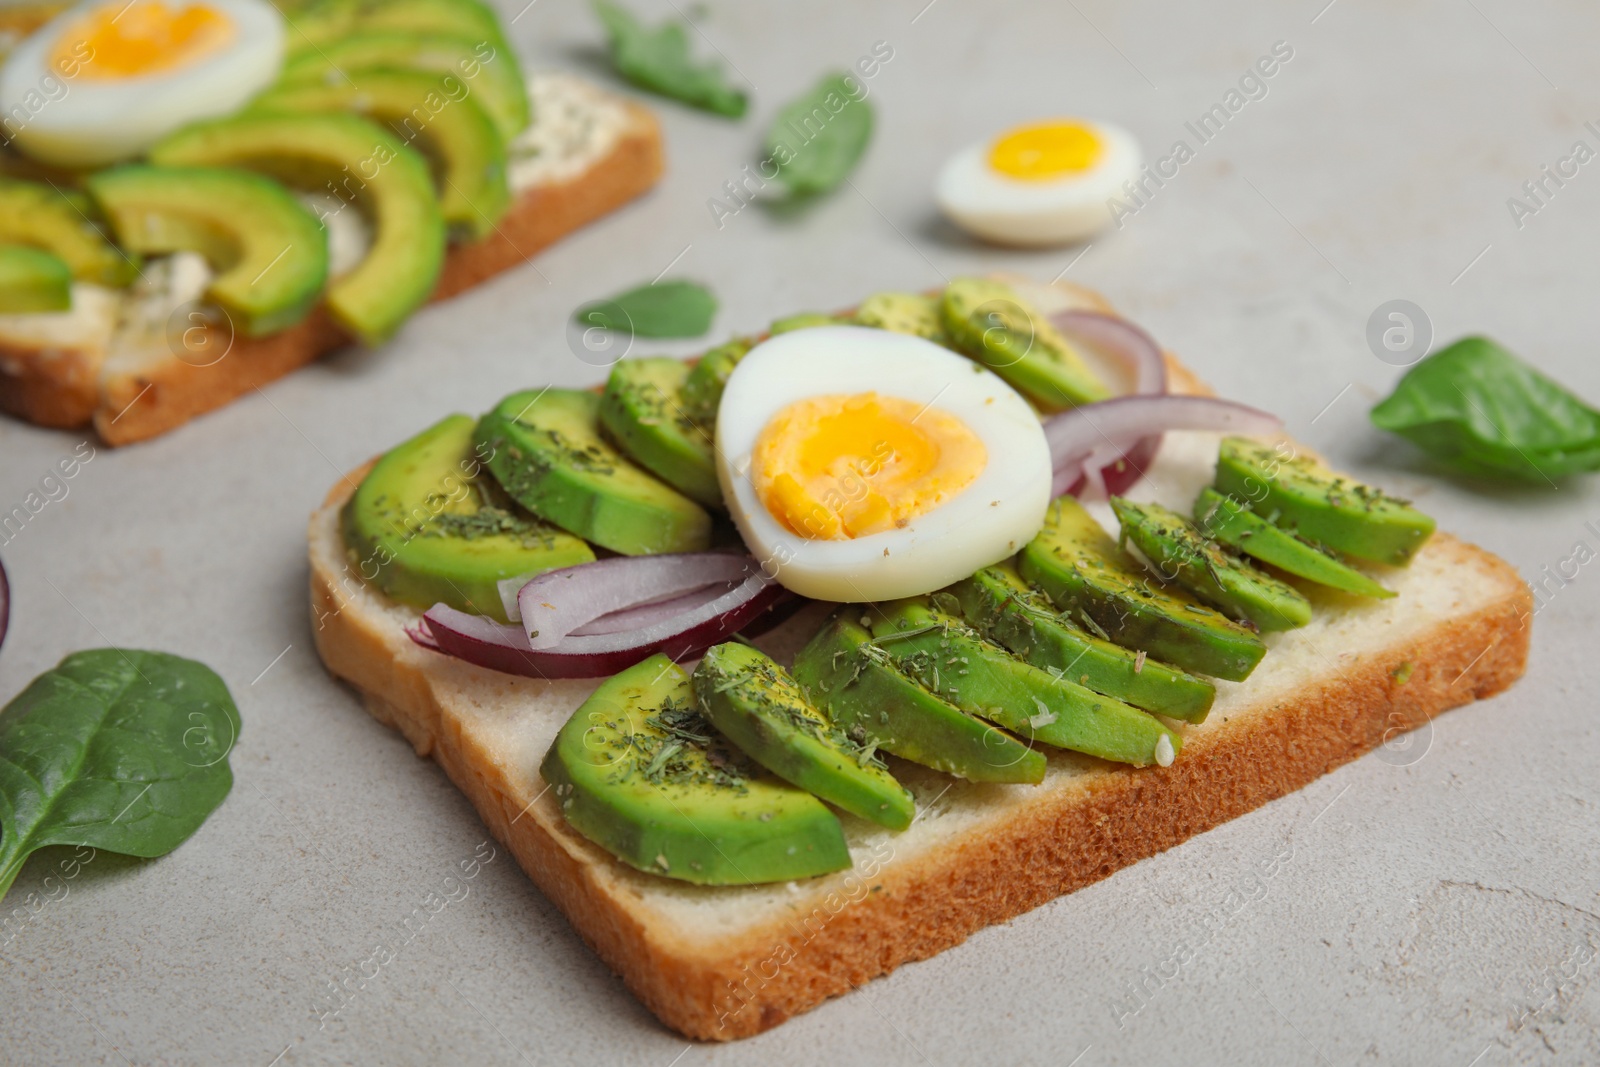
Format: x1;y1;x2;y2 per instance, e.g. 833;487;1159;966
1048;310;1171;497
1046;395;1283;498
0;555;8;654
568;581;740;636
410;573;783;679
515;553;756;648
1053;310;1167;396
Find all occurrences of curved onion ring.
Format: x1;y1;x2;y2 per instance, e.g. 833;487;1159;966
1045;395;1284;499
513;553;755;647
1050;310;1171;497
409;573;784;679
569;581;742;636
1054;310;1167;396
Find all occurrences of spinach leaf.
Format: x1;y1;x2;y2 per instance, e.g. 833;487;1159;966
0;649;240;900
593;1;747;118
764;72;874;196
1370;336;1600;483
575;280;716;339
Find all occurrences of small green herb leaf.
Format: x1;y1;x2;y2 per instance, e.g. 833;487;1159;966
575;280;717;339
764;72;874;196
0;649;240;901
1370;336;1600;483
593;1;747;117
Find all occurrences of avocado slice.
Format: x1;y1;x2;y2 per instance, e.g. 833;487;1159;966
0;244;71;313
868;598;1181;767
940;277;1111;410
1193;488;1395;600
1111;498;1312;633
250;68;511;241
0;179;135;287
341;413;594;622
769;311;844;334
854;291;947;344
476;388;712;556
280;30;531;143
599;357;721;508
86;165;329;338
542;655;850;885
694;642;915;830
356;0;510;55
944;563;1215;723
793;611;1046;784
278;0;358;50
149;112;445;345
1019;497;1266;681
680;336;752;426
1214;437;1436;566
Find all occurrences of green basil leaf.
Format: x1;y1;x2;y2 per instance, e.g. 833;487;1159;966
1370;336;1600;483
0;649;240;900
593;1;747;118
575;279;716;339
764;72;874;196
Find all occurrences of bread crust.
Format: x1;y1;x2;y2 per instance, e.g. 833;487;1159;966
0;102;664;445
306;316;1532;1040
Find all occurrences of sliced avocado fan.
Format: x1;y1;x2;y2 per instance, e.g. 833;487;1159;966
149;111;445;345
87;164;330;337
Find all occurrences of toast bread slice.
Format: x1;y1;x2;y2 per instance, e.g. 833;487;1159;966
0;77;663;446
306;280;1532;1040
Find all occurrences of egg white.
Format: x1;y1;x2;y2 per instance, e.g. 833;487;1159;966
715;325;1053;603
935;120;1142;247
0;0;286;167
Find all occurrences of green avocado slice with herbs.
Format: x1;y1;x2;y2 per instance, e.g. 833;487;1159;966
250;69;511;241
0;178;135;287
0;244;71;313
86;165;329;338
542;655;849;885
1214;436;1435;566
149;111;445;346
1193;488;1394;599
476;388;712;555
940;277;1110;410
600;357;721;507
341;414;594;622
279;0;357;51
792;611;1045;784
280;30;530;143
680;336;752;425
1019;497;1266;681
694;642;915;830
1111;497;1312;632
943;563;1215;723
854;291;947;344
868;598;1181;767
356;0;510;54
769;311;844;334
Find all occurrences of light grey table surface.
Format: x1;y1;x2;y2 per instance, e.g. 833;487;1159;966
3;0;1598;1063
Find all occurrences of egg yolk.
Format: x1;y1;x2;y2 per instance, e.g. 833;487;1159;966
988;121;1103;181
54;0;235;81
752;392;986;540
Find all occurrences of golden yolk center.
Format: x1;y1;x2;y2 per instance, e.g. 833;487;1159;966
55;0;234;81
752;392;987;541
988;121;1103;180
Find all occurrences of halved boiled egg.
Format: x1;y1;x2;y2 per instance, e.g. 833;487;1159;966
936;119;1141;247
0;0;285;167
716;325;1053;602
